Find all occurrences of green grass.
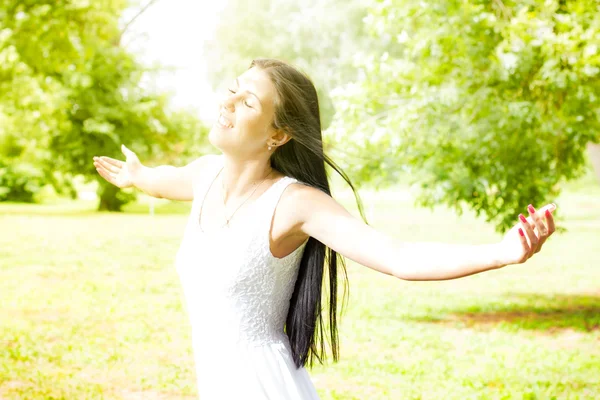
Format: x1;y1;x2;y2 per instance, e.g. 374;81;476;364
1;182;599;399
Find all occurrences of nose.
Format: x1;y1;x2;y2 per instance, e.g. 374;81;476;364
221;92;236;113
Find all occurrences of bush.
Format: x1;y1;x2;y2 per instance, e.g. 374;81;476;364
0;161;46;203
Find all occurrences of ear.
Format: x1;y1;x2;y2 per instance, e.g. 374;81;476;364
268;128;293;148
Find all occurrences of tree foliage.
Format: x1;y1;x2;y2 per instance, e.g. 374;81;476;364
327;0;600;231
203;0;375;128
0;0;208;209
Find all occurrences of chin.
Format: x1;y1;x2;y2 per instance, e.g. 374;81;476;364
208;126;224;146
208;125;234;152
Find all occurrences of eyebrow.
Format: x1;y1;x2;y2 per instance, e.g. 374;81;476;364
236;78;263;108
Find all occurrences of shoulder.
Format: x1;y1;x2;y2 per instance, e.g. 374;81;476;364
269;181;328;239
281;181;328;203
195;153;223;171
279;181;360;243
186;153;222;176
183;153;222;192
278;181;336;223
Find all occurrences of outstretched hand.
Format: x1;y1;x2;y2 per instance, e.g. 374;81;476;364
93;144;142;189
497;203;557;266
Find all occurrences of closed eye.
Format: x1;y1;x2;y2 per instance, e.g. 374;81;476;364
228;88;253;108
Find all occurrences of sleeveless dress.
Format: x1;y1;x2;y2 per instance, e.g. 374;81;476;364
175;157;321;399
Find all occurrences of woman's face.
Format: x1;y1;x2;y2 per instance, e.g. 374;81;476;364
208;67;279;157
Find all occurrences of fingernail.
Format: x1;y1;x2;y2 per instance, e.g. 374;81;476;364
527;204;535;214
519;228;524;236
519;214;527;224
545;209;551;217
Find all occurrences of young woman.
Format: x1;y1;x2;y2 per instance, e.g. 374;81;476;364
93;58;557;399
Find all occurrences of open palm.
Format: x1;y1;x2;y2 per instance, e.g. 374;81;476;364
93;144;141;189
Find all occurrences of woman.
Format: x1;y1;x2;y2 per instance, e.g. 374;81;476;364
93;58;556;399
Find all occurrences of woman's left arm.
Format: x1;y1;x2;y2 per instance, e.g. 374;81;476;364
288;185;556;281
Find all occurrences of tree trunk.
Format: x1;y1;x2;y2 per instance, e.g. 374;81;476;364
587;142;600;185
97;183;126;211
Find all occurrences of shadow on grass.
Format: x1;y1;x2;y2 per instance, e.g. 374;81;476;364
408;293;600;333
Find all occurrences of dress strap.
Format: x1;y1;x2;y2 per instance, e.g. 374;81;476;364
193;155;224;202
260;176;300;229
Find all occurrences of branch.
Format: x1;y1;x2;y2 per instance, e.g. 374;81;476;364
492;0;512;19
118;0;161;44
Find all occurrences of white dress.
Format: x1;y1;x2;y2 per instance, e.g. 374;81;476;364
175;157;321;399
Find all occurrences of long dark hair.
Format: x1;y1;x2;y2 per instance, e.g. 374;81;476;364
251;59;367;368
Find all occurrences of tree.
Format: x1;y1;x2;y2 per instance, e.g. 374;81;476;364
202;0;375;129
588;143;600;184
327;0;600;231
0;0;209;210
0;1;74;201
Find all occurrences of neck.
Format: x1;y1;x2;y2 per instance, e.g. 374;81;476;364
221;154;274;202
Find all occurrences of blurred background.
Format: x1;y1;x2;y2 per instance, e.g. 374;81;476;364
1;0;599;399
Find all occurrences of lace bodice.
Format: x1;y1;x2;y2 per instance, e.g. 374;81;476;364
175;158;307;347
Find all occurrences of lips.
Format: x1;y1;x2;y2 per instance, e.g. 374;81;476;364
218;114;233;129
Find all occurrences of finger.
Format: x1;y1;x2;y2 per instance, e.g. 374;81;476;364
527;205;547;253
545;208;556;235
527;204;547;235
535;208;558;255
94;158;120;174
519;213;538;253
95;163;114;180
121;144;135;159
522;203;557;230
538;203;556;213
518;228;531;261
94;161;111;176
96;166;117;185
98;156;124;169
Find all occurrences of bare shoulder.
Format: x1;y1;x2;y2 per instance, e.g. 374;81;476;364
282;181;329;204
185;153;222;173
268;181;323;243
172;153;222;201
182;153;222;182
277;181;337;225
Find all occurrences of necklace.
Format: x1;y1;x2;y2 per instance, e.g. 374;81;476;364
198;167;274;232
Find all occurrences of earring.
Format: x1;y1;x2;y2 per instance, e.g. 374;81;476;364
268;143;273;151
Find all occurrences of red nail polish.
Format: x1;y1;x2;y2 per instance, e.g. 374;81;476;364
519;214;527;223
528;204;536;214
518;228;524;236
545;209;551;217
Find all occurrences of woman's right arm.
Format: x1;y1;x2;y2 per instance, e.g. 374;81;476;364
93;144;218;201
131;156;216;201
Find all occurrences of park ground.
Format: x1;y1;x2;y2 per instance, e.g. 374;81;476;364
1;175;599;399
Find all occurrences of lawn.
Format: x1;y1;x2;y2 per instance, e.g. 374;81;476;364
1;180;599;399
